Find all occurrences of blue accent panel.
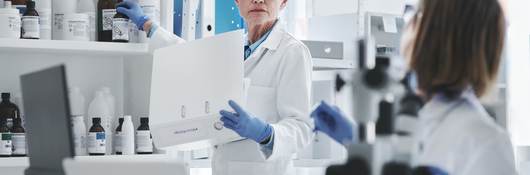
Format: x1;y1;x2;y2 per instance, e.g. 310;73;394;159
215;0;245;34
173;0;184;37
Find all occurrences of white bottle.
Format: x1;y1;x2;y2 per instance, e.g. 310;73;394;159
121;115;135;155
77;0;96;41
87;91;112;154
52;0;77;40
69;87;86;117
72;116;88;156
35;0;52;40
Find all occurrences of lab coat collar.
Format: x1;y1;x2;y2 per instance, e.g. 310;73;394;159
419;88;478;122
259;19;286;51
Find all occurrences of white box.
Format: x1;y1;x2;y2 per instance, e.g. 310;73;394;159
149;30;245;151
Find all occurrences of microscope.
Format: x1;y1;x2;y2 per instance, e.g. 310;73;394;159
327;38;431;175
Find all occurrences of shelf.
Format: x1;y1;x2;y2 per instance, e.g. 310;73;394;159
0;39;150;57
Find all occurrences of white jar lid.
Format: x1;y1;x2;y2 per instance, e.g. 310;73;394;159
63;13;89;20
0;8;20;15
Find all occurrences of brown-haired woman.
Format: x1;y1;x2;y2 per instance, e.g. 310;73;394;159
312;0;517;174
399;0;517;174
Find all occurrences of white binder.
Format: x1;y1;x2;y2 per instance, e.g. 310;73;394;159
149;30;245;150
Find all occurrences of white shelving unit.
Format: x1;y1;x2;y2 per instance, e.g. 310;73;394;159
0;39;149;57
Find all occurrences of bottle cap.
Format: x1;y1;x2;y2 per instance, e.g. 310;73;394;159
118;117;124;123
26;0;35;9
140;117;149;124
1;93;10;100
92;117;101;124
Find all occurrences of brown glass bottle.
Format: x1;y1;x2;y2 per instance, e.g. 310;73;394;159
11;118;26;157
112;11;129;43
135;117;153;154
88;117;106;156
0;118;12;157
21;0;39;39
0;93;20;129
97;0;117;42
114;117;124;155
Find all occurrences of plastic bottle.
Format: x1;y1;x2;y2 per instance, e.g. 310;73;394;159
136;117;153;154
69;87;86;117
112;8;129;42
97;0;116;41
87;90;112;154
72;116;88;156
0;118;12;157
21;0;39;39
77;0;96;41
52;0;77;40
114;117;123;155
11;118;25;157
121;115;134;155
0;93;20;130
101;87;115;124
88;117;105;156
34;0;51;39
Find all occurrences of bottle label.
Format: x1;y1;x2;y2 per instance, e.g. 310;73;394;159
0;133;12;155
22;16;40;38
135;130;153;153
38;9;52;30
112;18;129;41
67;20;89;37
102;9;117;31
114;132;122;153
54;14;64;31
74;134;87;155
88;132;106;154
8;16;21;33
12;133;26;155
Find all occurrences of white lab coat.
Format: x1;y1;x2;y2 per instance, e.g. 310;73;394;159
149;23;314;175
412;89;517;175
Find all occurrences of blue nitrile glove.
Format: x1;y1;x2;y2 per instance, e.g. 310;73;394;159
311;101;357;145
116;1;150;30
220;100;273;143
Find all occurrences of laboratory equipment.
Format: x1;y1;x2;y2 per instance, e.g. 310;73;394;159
149;30;244;150
87;90;112;154
88;117;106;156
112;10;129;42
77;0;96;41
120;115;134;155
114;117;123;155
35;0;51;40
324;38;421;175
68;87;86;117
72;116;87;156
0;118;12;157
0;93;20;129
20;65;74;175
52;0;77;40
96;0;116;41
62;13;90;41
365;12;405;56
21;0;39;39
11;117;26;157
135;117;153;154
0;8;20;39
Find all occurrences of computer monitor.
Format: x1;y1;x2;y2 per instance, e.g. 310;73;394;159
20;65;74;175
